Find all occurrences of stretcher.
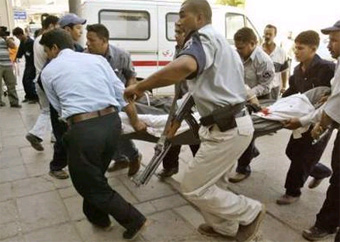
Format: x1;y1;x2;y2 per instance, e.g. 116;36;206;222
122;86;331;186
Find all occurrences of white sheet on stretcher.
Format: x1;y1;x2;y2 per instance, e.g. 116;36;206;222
254;93;315;138
254;93;315;121
120;93;314;138
120;112;201;137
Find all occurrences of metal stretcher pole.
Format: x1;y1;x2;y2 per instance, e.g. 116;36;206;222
133;83;181;186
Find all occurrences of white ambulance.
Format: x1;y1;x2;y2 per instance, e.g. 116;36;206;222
81;0;261;95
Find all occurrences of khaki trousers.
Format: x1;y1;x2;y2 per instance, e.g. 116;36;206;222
181;114;262;236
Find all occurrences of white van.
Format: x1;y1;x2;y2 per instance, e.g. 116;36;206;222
81;0;261;95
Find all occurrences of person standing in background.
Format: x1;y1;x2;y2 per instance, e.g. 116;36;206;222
13;27;38;103
262;24;289;99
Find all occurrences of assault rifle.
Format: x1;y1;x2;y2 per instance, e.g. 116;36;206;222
133;93;199;186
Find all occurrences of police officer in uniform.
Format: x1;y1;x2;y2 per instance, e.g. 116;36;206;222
86;23;144;177
229;27;275;183
125;1;265;240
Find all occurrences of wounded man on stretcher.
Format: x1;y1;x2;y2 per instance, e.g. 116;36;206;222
121;86;331;186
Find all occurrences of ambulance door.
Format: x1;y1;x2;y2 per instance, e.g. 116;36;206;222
154;5;180;96
98;3;158;80
225;13;246;45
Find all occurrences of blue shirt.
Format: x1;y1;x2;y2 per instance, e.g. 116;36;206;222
41;49;127;118
283;54;335;97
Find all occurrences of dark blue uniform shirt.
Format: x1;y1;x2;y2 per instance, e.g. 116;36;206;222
283;54;335;97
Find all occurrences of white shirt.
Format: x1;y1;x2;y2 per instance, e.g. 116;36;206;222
41;49;127;118
324;58;340;124
33;35;47;76
300;57;340;126
264;44;288;88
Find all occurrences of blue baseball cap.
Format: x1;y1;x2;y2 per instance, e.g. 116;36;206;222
58;13;86;28
321;20;340;34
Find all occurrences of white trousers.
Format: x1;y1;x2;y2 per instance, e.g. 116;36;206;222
181;114;262;236
29;83;52;140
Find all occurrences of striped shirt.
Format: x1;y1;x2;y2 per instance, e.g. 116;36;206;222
0;38;12;67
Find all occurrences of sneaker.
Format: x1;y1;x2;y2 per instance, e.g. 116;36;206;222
157;168;179;178
308;178;324;189
302;226;334;241
235;204;266;242
10;104;22;108
22;99;29;103
49;170;69;179
229;172;250;183
123;219;148;240
26;133;44;151
276;194;300;205
107;160;129;172
198;223;235;239
128;154;142;177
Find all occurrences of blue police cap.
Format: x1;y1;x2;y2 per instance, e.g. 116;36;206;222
58;13;86;28
321;20;340;34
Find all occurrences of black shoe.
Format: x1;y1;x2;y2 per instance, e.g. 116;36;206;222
26;133;44;151
302;226;335;241
49;170;69;179
107;160;129;172
10;104;22;108
157;168;179;178
22;99;29;103
128;154;142;177
28;99;39;104
91;221;113;231
0;101;5;107
123;219;148;240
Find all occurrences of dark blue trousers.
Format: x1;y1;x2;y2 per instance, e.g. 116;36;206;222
64;112;145;230
315;130;340;233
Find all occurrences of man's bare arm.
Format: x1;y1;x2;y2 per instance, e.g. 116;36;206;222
124;55;197;101
123;102;147;132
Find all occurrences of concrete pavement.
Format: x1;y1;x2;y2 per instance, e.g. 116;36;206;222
0;81;337;241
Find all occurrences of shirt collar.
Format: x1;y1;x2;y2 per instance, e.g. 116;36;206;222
58;48;74;57
297;54;321;72
104;44;114;62
244;46;259;63
336;57;340;70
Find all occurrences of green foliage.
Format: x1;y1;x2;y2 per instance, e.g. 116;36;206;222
216;0;246;8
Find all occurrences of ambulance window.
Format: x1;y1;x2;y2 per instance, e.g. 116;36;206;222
99;10;150;40
225;13;245;45
246;17;262;44
166;13;179;41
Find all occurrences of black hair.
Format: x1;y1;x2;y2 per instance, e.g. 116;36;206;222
86;24;109;41
62;23;76;30
182;0;212;23
0;26;10;37
42;15;59;30
234;27;258;43
40;29;74;50
295;30;320;47
12;27;24;36
265;24;277;35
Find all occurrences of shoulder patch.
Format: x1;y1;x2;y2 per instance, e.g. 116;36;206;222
262;71;273;80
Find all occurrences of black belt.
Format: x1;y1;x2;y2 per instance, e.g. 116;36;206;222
200;102;245;126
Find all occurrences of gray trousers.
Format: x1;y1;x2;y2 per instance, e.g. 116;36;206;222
0;65;19;105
